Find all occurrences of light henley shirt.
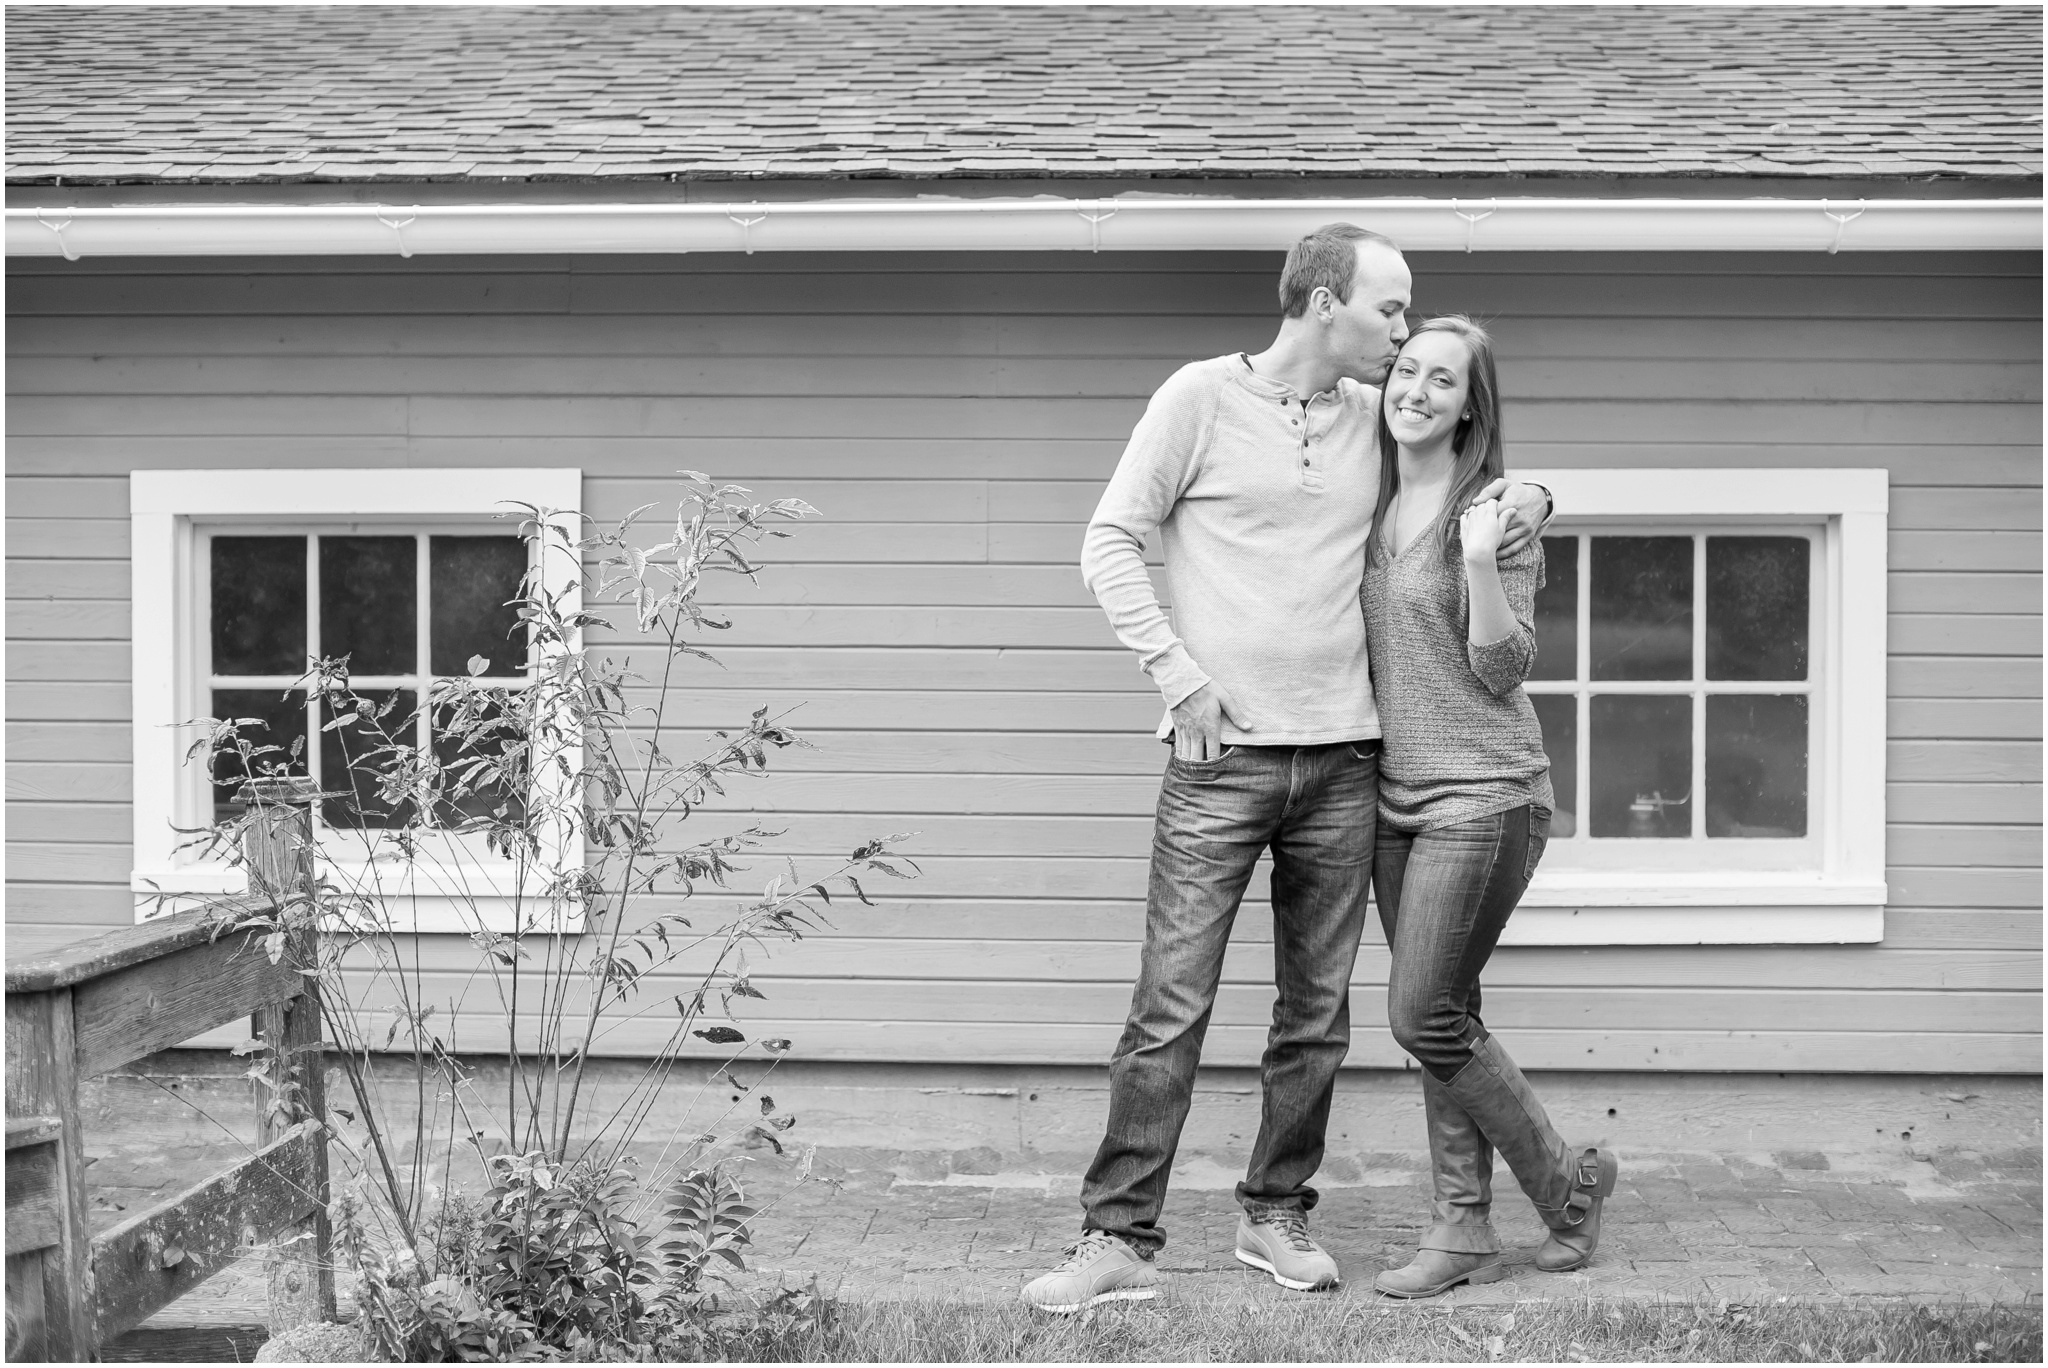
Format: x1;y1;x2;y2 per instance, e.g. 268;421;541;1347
1081;354;1385;747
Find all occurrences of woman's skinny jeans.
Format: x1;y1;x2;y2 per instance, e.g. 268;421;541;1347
1375;805;1550;1083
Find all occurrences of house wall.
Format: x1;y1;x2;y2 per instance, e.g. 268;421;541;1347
7;248;2040;1073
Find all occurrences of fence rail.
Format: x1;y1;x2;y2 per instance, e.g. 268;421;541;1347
4;780;330;1360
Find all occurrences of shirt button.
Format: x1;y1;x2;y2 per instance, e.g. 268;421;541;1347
1302;458;1311;466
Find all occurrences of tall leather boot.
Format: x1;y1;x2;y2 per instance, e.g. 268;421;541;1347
1373;1071;1507;1297
1442;1033;1618;1274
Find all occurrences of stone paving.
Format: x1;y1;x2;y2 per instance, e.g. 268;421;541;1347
717;1143;2042;1309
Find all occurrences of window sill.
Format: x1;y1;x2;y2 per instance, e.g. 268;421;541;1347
131;861;582;934
1505;872;1887;945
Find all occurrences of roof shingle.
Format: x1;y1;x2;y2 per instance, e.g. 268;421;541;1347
5;4;2040;185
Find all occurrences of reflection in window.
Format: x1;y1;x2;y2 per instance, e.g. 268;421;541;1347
1590;536;1691;681
1706;695;1808;837
1532;535;1577;682
321;536;417;675
1707;537;1809;681
1589;696;1691;838
211;537;306;675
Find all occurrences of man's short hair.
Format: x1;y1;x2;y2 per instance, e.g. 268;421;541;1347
1277;223;1401;319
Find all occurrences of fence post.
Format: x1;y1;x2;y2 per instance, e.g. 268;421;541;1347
4;988;93;1359
240;776;336;1331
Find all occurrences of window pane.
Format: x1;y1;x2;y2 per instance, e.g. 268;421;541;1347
1707;537;1809;681
211;537;305;675
1707;695;1808;837
209;688;309;821
321;536;416;675
1591;536;1692;681
1531;536;1577;681
320;688;418;829
1530;693;1577;838
432;696;529;828
1589;695;1692;838
431;537;528;677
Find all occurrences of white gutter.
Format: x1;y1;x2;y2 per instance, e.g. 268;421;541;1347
6;196;2038;258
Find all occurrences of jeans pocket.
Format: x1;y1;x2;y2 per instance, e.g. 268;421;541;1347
1523;805;1552;881
1346;741;1380;762
1168;745;1237;782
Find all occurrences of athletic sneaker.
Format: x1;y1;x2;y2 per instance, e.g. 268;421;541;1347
1235;1206;1340;1291
1020;1230;1167;1313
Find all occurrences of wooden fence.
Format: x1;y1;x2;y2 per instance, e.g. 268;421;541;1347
4;781;330;1360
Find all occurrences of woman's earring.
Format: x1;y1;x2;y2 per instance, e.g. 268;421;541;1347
1462;412;1471;420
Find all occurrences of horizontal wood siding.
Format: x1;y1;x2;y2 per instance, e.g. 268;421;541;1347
7;249;2040;1072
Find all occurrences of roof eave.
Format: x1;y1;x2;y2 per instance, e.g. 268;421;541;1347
7;194;2040;257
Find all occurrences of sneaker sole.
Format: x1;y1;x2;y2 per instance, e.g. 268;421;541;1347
1024;1286;1160;1314
1235;1247;1339;1292
1371;1261;1508;1299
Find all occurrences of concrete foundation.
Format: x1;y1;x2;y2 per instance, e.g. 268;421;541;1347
79;1052;2041;1221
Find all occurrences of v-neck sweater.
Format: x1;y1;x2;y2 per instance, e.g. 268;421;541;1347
1362;528;1553;831
1081;353;1384;746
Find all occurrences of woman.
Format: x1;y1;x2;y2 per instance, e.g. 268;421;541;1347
1360;315;1618;1298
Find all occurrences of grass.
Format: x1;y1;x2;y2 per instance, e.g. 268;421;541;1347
709;1295;2043;1363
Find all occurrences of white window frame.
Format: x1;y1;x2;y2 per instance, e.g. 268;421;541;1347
1500;469;1888;946
130;468;583;933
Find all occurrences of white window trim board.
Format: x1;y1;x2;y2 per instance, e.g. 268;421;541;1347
130;468;583;932
1507;468;1889;945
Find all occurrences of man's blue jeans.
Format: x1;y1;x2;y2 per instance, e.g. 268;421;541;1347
1079;741;1379;1256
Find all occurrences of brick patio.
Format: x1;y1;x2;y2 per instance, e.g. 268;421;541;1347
722;1142;2042;1308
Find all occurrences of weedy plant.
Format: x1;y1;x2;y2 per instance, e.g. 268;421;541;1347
177;475;913;1359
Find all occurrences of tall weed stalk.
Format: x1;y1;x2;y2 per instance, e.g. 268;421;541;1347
182;477;912;1356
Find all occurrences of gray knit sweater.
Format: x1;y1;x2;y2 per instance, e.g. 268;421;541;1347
1361;527;1554;832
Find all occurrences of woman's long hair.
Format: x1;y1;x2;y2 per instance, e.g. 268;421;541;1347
1369;315;1506;559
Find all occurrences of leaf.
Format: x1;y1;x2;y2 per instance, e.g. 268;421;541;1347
1447;1323;1477;1348
1486;1335;1505;1357
229;1038;267;1057
1498;1313;1515;1334
158;1243;186;1269
760;1095;775;1115
694;1026;745;1044
761;1037;792;1053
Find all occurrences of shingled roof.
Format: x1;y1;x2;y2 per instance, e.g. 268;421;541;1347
6;4;2041;185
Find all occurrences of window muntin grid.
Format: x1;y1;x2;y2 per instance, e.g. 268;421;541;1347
1525;527;1823;874
200;527;532;843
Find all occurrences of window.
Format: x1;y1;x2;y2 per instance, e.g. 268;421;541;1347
205;530;530;838
1499;469;1888;946
131;469;582;931
1527;530;1819;859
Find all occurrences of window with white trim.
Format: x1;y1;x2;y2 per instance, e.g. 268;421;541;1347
130;469;582;932
1497;469;1888;947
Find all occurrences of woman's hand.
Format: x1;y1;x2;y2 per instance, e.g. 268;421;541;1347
1471;478;1553;555
1460;498;1509;564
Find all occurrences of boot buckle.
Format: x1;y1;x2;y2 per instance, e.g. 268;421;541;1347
1576;1161;1601;1188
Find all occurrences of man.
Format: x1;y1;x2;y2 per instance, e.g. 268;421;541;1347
1022;224;1552;1312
